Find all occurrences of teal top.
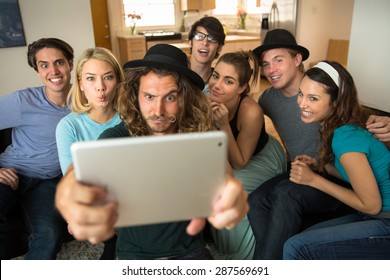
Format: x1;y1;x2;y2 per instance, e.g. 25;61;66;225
332;124;390;210
99;122;205;259
56;112;121;174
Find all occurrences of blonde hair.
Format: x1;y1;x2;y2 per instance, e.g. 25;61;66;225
67;47;124;113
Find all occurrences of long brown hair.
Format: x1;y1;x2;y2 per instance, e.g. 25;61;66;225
304;61;372;172
116;67;212;136
215;50;260;94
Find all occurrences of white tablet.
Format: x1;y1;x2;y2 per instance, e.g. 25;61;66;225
70;131;227;228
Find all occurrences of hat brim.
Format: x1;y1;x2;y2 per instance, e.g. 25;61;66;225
123;58;205;90
253;43;310;61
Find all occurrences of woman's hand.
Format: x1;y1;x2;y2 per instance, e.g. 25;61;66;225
210;101;229;130
294;154;318;171
0;168;19;190
289;159;318;186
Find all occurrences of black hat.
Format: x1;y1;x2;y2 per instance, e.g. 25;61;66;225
123;44;205;90
253;29;309;61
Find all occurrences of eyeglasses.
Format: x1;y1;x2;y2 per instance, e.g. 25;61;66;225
193;31;218;43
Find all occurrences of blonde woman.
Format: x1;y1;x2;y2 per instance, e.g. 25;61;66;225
56;47;124;259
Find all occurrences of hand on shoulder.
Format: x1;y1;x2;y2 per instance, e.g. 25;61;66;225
366;115;390;144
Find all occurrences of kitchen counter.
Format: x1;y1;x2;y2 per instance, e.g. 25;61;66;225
117;33;261;63
225;35;261;42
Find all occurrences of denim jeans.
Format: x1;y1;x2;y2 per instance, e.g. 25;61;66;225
247;172;350;260
0;175;66;259
283;213;390;259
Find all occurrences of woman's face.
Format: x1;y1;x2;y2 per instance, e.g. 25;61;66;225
297;76;333;123
79;58;117;110
208;61;246;105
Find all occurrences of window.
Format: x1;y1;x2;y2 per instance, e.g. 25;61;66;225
122;0;175;28
214;0;261;15
213;0;237;15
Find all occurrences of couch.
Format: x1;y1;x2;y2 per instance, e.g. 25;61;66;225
0;128;29;259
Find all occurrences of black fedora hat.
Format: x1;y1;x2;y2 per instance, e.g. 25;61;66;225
123;44;205;90
253;29;309;61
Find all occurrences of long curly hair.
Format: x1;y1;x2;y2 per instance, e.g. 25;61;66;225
116;67;212;136
304;61;372;172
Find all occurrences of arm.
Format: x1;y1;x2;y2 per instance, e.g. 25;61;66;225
56;117;77;175
366;115;390;147
0;168;19;190
211;100;263;169
0;91;23;130
55;165;118;244
290;152;382;215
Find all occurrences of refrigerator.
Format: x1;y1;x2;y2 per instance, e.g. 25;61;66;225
260;0;298;40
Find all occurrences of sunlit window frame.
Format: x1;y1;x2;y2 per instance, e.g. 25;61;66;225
122;0;180;29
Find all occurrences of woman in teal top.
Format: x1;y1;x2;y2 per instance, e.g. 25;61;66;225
55;47;124;259
283;61;390;259
56;47;124;175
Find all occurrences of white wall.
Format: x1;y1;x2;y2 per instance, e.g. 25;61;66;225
297;0;354;68
0;0;95;96
348;0;390;112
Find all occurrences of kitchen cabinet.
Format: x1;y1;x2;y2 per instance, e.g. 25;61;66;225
118;36;146;64
219;37;261;58
180;0;215;11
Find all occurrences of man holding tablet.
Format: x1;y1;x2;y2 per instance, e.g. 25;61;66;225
55;44;249;260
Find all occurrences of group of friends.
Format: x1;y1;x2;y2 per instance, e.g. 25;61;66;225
0;16;389;260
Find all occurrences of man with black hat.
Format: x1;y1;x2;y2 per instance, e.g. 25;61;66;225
55;44;249;260
253;28;317;161
247;29;352;259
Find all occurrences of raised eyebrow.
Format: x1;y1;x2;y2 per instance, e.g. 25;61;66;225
37;58;65;65
54;58;66;64
164;89;179;96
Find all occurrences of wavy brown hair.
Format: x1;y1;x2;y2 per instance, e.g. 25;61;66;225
304;60;373;172
116;67;212;136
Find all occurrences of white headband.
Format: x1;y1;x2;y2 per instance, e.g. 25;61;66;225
313;62;340;87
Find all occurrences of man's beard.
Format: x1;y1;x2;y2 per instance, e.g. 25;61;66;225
143;114;177;134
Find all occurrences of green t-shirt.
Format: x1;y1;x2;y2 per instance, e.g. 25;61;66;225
99;122;205;259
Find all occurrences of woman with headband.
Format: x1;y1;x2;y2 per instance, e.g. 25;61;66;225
283;61;390;259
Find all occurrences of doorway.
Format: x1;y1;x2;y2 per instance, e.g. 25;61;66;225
90;0;112;50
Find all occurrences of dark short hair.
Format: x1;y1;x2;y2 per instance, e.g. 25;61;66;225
189;16;225;46
27;38;74;71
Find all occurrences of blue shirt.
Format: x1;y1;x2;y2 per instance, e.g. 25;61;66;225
0;86;71;178
332;124;390;210
56;112;121;174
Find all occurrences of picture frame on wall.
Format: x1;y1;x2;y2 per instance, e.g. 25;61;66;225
0;0;26;48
